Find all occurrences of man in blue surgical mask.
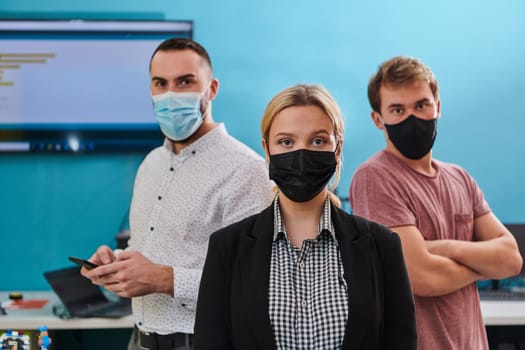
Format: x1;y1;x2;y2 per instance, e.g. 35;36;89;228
81;38;274;350
349;56;523;350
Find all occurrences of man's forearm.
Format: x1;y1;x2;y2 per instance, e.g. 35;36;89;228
156;265;174;296
412;252;482;296
426;237;521;279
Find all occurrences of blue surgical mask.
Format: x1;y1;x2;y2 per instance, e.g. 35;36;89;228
152;91;204;141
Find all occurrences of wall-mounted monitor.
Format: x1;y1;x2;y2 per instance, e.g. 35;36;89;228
0;19;193;153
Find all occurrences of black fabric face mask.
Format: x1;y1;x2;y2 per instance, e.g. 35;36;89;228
269;149;337;203
384;114;437;160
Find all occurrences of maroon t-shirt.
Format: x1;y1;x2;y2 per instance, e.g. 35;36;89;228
350;150;490;350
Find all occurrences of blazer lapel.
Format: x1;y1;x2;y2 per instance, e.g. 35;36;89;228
333;207;374;349
239;205;276;349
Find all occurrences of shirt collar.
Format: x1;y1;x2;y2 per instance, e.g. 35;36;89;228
162;123;227;157
272;195;336;242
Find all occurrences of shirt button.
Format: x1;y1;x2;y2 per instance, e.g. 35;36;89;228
299;262;305;268
158;196;162;200
302;300;307;307
150;227;154;231
170;167;174;171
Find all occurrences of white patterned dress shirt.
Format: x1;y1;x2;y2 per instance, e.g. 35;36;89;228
128;124;274;335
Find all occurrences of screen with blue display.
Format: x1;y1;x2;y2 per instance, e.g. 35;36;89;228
0;19;192;152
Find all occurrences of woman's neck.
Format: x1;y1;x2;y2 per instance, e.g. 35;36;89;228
278;191;327;248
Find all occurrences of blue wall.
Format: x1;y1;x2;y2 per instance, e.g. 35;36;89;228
1;0;524;290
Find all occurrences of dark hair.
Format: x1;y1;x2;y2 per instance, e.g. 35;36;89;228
368;56;439;113
149;38;212;72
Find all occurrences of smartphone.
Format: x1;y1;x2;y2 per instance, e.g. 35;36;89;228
68;256;98;270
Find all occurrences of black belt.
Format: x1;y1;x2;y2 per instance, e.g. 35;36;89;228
133;325;193;350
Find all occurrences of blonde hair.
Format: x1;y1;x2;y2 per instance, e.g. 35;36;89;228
261;84;345;207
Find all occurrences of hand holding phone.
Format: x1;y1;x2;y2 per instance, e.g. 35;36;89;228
68;256;98;270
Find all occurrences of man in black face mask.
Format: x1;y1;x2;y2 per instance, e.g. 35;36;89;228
349;56;522;350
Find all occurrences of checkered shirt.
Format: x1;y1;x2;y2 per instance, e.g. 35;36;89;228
269;196;349;349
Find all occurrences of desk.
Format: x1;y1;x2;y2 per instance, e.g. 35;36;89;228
2;291;525;328
0;291;134;330
481;300;525;326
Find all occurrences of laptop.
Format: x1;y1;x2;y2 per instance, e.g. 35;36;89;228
43;266;132;318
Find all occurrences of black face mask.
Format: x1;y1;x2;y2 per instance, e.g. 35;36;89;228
384;114;437;160
269;149;337;203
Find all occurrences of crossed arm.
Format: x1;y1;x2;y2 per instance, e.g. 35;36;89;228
395;212;523;297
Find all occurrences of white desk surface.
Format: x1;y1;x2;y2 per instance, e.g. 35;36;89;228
2;291;525;329
481;300;525;325
0;291;134;330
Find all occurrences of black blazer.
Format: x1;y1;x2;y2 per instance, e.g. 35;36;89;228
194;203;416;350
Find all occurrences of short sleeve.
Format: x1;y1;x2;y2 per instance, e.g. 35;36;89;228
349;164;417;228
457;167;491;218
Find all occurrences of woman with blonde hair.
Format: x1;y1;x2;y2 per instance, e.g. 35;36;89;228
194;84;417;350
